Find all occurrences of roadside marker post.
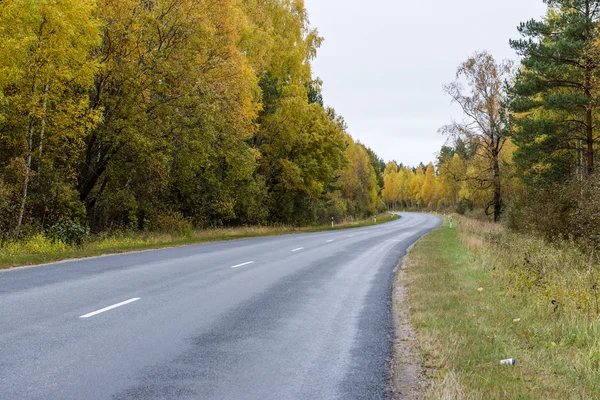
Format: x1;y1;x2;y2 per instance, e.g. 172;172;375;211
331;216;334;229
449;216;453;229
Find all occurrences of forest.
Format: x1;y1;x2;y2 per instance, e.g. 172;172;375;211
0;0;385;244
3;0;600;254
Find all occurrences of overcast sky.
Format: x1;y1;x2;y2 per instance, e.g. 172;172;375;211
304;0;547;167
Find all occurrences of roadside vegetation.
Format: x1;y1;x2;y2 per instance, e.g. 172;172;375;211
0;213;398;269
0;0;385;247
383;4;600;395
382;0;600;248
406;216;600;399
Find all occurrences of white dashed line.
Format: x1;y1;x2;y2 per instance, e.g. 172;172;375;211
79;298;140;319
291;247;304;252
230;261;255;269
326;240;334;243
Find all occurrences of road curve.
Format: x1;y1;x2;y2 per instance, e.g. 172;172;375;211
0;212;441;400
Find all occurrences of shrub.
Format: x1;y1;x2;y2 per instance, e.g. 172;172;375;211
47;220;90;246
0;233;69;257
456;198;473;215
153;213;192;234
503;175;600;249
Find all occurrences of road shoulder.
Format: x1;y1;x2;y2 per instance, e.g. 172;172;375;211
389;243;428;399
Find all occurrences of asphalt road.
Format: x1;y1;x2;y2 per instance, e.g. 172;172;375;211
0;212;441;400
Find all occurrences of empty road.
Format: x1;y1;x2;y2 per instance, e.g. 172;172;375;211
0;212;441;400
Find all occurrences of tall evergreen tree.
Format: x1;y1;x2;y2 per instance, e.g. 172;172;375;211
510;0;600;182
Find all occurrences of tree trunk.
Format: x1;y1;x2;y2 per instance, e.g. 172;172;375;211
16;115;36;239
584;32;594;175
37;83;49;178
492;154;502;222
587;107;594;174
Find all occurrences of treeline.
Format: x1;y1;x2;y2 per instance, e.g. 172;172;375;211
0;0;385;241
384;0;600;247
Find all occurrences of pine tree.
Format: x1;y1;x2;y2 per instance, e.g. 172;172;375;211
510;0;600;182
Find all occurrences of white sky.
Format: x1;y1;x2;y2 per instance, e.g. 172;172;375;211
304;0;547;166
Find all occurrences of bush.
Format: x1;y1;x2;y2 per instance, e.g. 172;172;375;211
455;198;473;215
0;233;69;257
152;213;192;235
503;175;600;249
47;220;90;246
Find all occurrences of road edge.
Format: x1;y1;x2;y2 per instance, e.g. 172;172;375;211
388;240;428;399
1;214;401;271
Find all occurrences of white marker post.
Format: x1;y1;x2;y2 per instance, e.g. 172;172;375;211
449;215;453;229
331;216;334;229
374;215;377;223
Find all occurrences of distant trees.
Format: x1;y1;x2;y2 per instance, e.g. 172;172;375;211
380;53;521;220
0;0;384;240
382;162;438;209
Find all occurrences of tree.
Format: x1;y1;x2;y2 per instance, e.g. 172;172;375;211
398;167;413;207
441;51;512;222
78;0;264;230
510;0;600;182
420;162;436;207
0;0;390;238
365;146;385;194
337;138;380;217
409;166;425;206
0;0;100;238
257;85;346;224
382;161;400;207
438;154;466;208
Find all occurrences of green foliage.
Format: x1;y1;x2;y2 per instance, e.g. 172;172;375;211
0;0;385;239
257;85;347;224
455;198;473;215
47;220;89;246
509;0;600;181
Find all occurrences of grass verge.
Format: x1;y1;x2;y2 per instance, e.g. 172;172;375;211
0;213;399;270
406;218;600;399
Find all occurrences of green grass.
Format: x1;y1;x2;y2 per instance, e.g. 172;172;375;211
406;220;600;399
0;213;399;270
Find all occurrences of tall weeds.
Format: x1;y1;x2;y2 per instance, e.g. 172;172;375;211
458;217;600;320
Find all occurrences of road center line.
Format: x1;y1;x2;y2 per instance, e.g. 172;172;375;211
79;298;141;319
326;240;334;243
291;247;304;252
230;261;255;269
